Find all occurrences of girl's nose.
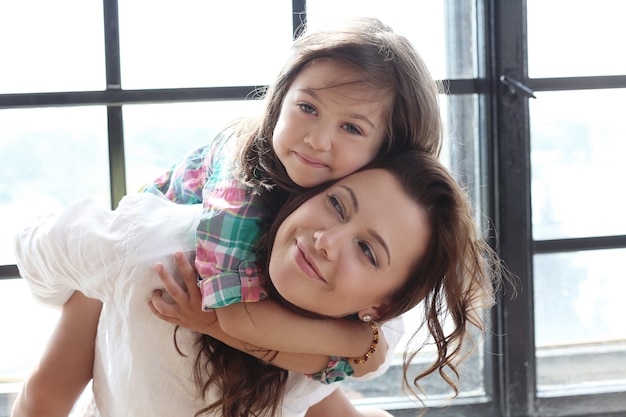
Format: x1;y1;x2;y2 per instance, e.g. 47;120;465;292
304;130;332;152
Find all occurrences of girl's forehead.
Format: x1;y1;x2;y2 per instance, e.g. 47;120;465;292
292;60;393;110
297;59;364;84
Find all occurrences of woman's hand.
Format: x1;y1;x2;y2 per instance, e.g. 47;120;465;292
148;251;219;334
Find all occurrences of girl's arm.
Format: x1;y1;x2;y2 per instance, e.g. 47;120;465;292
149;294;330;374
150;252;389;377
11;291;101;417
215;301;375;357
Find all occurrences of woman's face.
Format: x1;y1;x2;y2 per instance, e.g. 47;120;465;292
269;168;431;319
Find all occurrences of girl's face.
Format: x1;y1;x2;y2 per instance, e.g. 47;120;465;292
269;169;431;319
272;59;392;188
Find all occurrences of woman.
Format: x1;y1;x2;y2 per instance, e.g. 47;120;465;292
13;151;501;416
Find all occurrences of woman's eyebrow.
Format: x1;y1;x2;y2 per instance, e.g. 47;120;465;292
339;185;391;266
368;228;391;266
339;185;358;210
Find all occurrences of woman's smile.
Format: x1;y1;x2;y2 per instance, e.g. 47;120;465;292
294;240;326;283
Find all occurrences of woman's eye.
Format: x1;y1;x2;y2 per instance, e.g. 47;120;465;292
358;241;377;266
328;195;344;218
342;123;362;136
299;103;316;115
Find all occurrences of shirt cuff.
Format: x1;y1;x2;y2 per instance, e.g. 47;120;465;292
198;261;265;310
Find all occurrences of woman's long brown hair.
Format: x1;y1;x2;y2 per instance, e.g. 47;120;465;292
179;16;505;416
181;150;503;416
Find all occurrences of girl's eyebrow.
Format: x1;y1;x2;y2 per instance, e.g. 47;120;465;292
339;185;391;266
298;87;377;130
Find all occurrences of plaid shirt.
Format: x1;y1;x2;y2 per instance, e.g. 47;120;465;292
142;133;265;310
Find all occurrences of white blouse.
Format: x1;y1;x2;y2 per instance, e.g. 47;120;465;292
14;193;403;417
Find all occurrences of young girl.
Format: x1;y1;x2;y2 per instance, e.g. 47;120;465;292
12;16;444;416
13;151;501;417
138;15;443;383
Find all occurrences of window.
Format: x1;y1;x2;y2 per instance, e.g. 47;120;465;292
1;1;625;416
498;0;626;416
525;0;626;413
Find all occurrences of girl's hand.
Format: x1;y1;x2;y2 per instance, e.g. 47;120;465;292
147;252;330;373
148;251;218;334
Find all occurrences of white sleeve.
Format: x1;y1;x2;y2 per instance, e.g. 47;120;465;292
350;316;405;381
279;317;406;416
13;197;132;307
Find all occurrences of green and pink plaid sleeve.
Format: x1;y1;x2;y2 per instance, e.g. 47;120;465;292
141;136;266;310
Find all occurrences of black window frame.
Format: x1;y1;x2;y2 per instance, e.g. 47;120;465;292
2;1;626;416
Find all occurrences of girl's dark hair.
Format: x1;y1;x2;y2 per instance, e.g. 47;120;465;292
232;17;443;197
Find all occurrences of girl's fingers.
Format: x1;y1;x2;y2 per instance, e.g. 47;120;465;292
174;251;202;304
148;294;180;323
148;300;176;323
154;262;187;303
175;251;196;284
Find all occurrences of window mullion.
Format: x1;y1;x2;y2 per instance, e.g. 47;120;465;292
103;0;126;207
491;0;536;416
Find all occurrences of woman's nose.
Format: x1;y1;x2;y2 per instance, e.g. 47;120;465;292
313;228;342;260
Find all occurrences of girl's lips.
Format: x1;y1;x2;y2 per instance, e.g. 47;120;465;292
293;151;328;169
294;241;326;282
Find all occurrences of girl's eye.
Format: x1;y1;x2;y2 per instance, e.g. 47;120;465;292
358;241;377;266
328;194;345;219
299;103;316;115
342;123;362;136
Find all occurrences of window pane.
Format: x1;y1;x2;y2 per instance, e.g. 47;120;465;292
0;107;110;265
443;94;483;216
530;89;626;240
0;0;105;93
527;0;626;78
306;1;450;80
534;249;626;393
123;100;263;192
118;0;293;89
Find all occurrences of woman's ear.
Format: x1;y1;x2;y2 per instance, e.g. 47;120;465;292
358;304;390;322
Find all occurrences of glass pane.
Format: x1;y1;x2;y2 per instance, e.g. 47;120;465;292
118;0;293;89
527;0;626;78
123;100;263;193
443;94;483;215
534;249;626;393
306;1;450;80
0;107;110;265
0;0;105;93
530;89;626;240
